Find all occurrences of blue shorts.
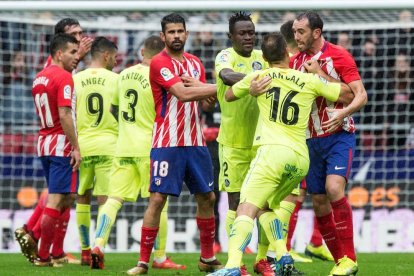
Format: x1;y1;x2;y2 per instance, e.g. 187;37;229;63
40;156;79;194
305;131;355;194
149;146;214;197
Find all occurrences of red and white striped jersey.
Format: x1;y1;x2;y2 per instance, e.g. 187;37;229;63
150;50;206;148
32;65;74;157
290;41;360;138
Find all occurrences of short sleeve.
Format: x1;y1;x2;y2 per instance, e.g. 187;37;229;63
311;74;341;102
215;50;235;75
150;56;181;90
57;71;74;107
232;71;259;99
336;50;361;84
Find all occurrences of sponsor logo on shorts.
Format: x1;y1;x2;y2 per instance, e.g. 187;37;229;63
208;181;214;187
224;179;230;187
335;166;346;170
155;177;162;186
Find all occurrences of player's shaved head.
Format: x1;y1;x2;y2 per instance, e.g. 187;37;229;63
261;32;287;64
161;13;186;33
55;18;80;34
229;11;253;34
296;11;324;32
91;36;117;58
50;33;78;56
143;35;165;58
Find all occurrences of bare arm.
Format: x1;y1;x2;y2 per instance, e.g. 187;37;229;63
219;68;246;86
168;82;216;102
323;79;368;133
304;60;354;104
225;87;239;102
110;104;119;122
59;106;81;171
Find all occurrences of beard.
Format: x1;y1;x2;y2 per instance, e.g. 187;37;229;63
168;40;184;51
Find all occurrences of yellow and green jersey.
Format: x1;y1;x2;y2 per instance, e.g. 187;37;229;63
232;67;340;155
215;48;267;148
114;64;154;157
74;68;118;156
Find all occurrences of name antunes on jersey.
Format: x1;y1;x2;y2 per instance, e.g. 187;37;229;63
121;72;149;89
266;71;305;90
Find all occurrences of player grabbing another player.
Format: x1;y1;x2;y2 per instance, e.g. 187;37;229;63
126;13;220;275
209;32;355;276
15;17;92;265
214;12;271;275
291;11;367;276
73;37;119;266
89;35;185;271
31;33;81;267
279;19;333;266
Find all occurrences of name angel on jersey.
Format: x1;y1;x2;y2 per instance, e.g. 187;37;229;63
266;71;305;90
80;77;107;87
32;76;49;88
121;72;149;89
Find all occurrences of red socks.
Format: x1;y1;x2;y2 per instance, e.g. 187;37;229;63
139;227;159;263
286;201;302;251
26;193;47;231
331;197;356;261
51;208;70;257
310;216;323;247
316;212;343;263
38;207;60;260
196;217;215;259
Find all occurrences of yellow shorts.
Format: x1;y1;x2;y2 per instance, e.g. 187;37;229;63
108;156;150;202
218;144;256;193
240;145;309;210
78;155;113;196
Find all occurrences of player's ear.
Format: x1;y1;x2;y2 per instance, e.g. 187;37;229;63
313;28;322;39
227;32;231;40
160;31;166;42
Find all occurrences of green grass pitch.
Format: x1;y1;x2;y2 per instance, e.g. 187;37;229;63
1;252;414;275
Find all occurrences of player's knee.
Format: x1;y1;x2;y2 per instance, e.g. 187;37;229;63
312;194;331;215
325;184;345;200
196;191;215;209
149;193;168;211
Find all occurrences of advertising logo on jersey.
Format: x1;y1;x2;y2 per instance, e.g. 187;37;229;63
160;67;174;81
219;52;230;63
63;85;72;99
252;61;263;71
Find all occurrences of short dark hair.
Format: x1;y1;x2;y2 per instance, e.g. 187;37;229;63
261;32;287;63
50;33;78;56
54;18;80;34
296;11;324;32
91;36;118;58
280;20;295;45
143;35;165;57
229;11;253;34
161;13;186;33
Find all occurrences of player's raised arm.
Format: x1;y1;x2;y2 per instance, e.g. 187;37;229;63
304;59;354;104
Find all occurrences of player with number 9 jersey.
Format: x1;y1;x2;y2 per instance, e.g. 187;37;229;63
74;68;118;157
